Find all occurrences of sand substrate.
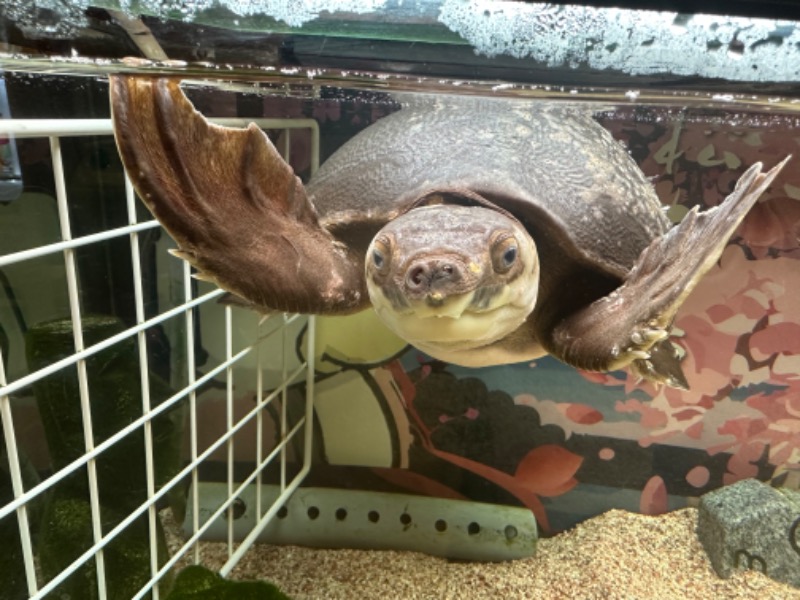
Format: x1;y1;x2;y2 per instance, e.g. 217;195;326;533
169;507;800;599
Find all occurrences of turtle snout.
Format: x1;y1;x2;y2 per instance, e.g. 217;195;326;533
404;259;463;301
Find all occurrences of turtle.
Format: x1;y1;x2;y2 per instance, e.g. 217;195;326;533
109;76;788;389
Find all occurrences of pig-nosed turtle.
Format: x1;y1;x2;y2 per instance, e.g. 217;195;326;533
110;77;788;389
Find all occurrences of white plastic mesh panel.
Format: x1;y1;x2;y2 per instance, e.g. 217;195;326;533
0;115;318;599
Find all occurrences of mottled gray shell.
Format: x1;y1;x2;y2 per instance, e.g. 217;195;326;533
307;95;670;278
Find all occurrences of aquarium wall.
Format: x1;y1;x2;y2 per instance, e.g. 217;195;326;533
2;1;800;598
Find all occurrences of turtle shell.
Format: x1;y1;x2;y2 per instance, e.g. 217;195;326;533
308;95;671;280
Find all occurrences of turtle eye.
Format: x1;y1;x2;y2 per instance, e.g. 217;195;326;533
372;249;383;268
492;235;519;273
503;246;517;267
371;238;391;275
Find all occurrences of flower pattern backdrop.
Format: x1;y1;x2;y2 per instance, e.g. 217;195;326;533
262;91;800;534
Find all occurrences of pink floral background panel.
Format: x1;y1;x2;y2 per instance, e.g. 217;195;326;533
596;108;800;485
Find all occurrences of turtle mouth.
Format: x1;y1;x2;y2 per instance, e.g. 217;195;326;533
408;290;481;319
422;282;505;312
379;282;510;319
371;284;535;350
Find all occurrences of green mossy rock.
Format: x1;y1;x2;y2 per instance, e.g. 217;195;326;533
165;565;291;600
37;493;172;599
26;315;184;511
26;316;184;598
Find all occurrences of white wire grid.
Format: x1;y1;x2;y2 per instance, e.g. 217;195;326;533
0;114;320;598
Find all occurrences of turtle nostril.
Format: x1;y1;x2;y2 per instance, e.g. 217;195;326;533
407;265;428;289
434;262;459;284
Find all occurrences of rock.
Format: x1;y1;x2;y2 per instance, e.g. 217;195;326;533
697;478;800;588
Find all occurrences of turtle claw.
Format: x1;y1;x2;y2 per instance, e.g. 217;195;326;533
645;328;669;342
620;328;687;389
630;339;689;390
168;248;195;263
630;327;668;346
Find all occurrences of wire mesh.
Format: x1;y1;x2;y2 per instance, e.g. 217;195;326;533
0;114;318;599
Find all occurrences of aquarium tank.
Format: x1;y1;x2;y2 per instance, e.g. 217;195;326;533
1;1;799;598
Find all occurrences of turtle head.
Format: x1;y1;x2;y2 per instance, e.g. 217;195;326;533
365;203;539;357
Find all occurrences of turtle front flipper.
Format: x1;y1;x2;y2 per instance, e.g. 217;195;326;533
548;156;790;389
110;76;369;315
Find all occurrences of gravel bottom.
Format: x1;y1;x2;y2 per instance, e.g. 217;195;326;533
166;507;800;599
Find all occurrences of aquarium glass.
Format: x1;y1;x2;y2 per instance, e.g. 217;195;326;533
1;1;800;597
